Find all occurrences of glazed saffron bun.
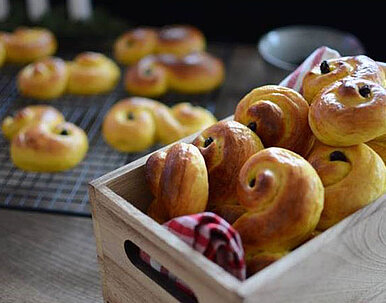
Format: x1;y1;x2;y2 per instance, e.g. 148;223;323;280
2;105;64;140
0;40;6;67
161;52;225;94
17;57;69;99
234;85;314;157
192;120;264;209
366;137;386;163
124;55;168;97
67;52;120;95
102;97;217;152
302;55;385;103
145;142;209;224
11;121;88;172
234;148;324;274
0;27;57;63
309;79;386;146
124;52;225;97
170;102;217;136
114;28;157;65
156;25;205;57
307;142;386;230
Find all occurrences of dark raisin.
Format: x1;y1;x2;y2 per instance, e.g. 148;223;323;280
329;151;348;162
359;85;371;98
127;112;134;120
249;178;256;187
204;137;213;148
320;60;330;74
144;68;152;76
247;122;257;132
60;129;69;136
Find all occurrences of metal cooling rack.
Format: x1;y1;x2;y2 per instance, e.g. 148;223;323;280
0;43;233;216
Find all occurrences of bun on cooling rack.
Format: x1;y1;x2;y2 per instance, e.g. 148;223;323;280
2;105;64;140
302;55;385;103
145;142;208;223
234;147;324;275
114;25;205;65
17;57;69;99
114;28;158;65
11;121;88;172
192;120;264;210
67;52;120;95
308;78;386;146
124;52;225;97
102;97;217;152
307;141;386;230
156;25;205;57
0;27;57;63
235;85;314;157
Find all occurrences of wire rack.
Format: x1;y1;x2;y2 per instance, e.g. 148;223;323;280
0;43;233;216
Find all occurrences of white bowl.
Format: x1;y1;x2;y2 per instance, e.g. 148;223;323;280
258;25;365;71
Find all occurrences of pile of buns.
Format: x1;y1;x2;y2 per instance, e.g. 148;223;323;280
114;25;225;97
145;55;386;276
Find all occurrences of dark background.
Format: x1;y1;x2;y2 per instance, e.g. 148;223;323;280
1;1;385;60
96;1;385;60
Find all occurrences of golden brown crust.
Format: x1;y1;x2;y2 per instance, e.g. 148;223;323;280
124;52;225;96
11;121;88;172
0;27;57;63
309;79;386;146
192;121;264;209
307;141;386;230
114;28;158;65
2;105;64;140
68;52;120;95
245;251;288;277
17;57;69;99
156;25;205;57
234;148;324;254
102;98;217;152
145;143;209;223
366;139;386;164
234;85;314;157
302;55;386;103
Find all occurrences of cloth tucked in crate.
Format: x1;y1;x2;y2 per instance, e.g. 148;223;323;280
139;212;246;295
279;46;341;92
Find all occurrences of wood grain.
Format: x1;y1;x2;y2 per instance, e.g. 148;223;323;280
0;210;102;303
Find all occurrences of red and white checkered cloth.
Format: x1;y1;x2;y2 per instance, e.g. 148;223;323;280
140;212;246;295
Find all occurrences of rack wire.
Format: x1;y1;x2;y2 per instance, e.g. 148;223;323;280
0;43;233;216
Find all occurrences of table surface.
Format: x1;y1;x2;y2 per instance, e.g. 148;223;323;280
0;45;287;303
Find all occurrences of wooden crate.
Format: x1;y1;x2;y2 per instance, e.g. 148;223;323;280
89;128;386;303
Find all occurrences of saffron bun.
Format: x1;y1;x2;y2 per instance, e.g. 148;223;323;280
366;137;386;163
11;121;88;172
192;120;264;209
309;79;386;146
17;57;69;99
102;97;217;152
67;52;120;95
113;28;157;65
156;25;205;57
0;27;57;63
307;141;386;230
2;105;64;140
234;147;324;274
0;40;6;67
124;52;225;97
234;85;314;157
302;55;385;103
145;142;208;223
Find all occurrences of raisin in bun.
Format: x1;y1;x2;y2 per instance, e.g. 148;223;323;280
307;141;386;230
